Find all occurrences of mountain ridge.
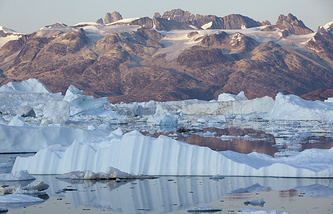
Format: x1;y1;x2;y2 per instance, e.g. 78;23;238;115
0;9;332;103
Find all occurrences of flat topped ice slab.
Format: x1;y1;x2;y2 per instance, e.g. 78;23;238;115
12;131;333;177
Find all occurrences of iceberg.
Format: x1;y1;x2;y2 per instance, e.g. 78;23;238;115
0;125;109;152
63;85;110;116
218;91;248;102
266;93;333;121
0;170;35;181
0;78;51;94
182;96;274;115
12;131;333;177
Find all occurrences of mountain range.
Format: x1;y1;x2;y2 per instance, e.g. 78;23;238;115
0;9;332;103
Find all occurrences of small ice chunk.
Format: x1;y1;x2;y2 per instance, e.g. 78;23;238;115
0;170;35;181
42;100;70;125
159;114;178;127
8;116;25;127
187;205;222;212
0;193;44;203
244;198;266;207
21;181;49;191
109;128;123;138
218;91;248;102
238;208;292;214
209;174;225;180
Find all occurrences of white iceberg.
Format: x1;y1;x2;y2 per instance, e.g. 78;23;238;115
21;181;49;191
218;91;248;102
11;131;333;177
0;78;51;94
41;100;70;125
0;124;109;152
266;93;333;121
0;170;35;181
63;84;110;116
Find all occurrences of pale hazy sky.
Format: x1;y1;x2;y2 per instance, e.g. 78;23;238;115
0;0;332;33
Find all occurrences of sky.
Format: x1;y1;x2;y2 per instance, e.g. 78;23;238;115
0;0;332;33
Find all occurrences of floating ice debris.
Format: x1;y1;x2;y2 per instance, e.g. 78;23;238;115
0;171;35;181
209;174;225;180
0;186;15;195
0;207;8;212
0;194;44;203
21;181;49;191
56;167;152;180
244;198;266;207
238;208;292;214
187;205;222;212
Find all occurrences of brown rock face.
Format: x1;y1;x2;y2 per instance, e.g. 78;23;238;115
96;18;104;24
275;13;313;35
104;11;123;24
306;26;333;60
161;9;261;30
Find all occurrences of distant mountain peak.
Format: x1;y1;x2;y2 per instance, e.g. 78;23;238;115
104;11;123;24
275;13;313;35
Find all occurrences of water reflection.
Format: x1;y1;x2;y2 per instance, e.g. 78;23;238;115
33;175;333;213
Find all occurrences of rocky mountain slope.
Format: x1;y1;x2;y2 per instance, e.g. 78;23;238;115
0;9;332;103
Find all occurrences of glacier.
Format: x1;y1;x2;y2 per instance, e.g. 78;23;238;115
12;130;333;177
